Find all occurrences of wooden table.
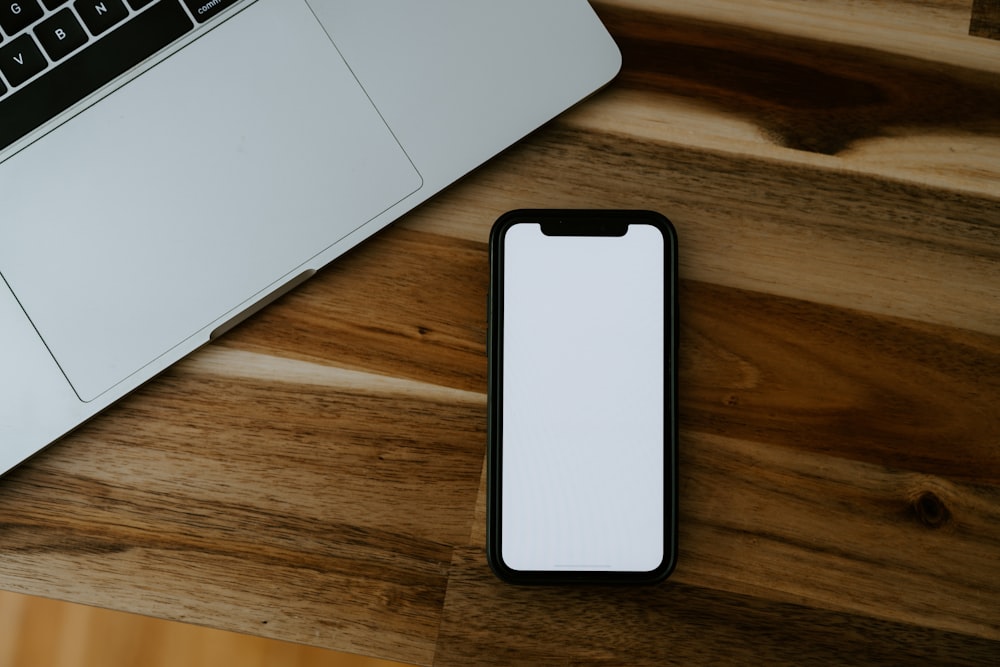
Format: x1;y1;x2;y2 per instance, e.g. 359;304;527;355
2;1;998;664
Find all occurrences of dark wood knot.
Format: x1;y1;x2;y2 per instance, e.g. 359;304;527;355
909;490;950;528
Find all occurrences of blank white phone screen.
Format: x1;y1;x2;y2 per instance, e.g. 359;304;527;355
501;222;664;572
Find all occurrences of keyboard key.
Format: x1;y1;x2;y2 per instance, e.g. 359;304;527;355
42;1;70;9
74;0;128;36
182;0;241;24
0;1;44;35
0;0;193;150
0;34;47;88
126;0;155;8
35;8;88;62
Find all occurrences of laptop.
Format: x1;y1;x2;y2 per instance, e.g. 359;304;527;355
0;0;621;475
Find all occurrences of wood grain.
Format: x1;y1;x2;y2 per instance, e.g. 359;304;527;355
1;0;998;664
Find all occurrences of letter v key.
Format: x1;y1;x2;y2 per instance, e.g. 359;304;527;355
0;34;48;87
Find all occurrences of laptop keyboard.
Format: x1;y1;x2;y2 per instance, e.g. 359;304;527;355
0;0;241;152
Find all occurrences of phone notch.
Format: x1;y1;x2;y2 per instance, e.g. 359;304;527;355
539;218;627;237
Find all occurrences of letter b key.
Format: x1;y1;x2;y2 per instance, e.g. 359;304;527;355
36;8;88;62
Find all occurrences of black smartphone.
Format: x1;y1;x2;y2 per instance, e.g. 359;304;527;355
487;209;678;585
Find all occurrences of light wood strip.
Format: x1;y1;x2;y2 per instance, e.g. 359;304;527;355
181;348;484;406
0;590;412;667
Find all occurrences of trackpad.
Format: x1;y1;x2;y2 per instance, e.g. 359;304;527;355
0;0;420;401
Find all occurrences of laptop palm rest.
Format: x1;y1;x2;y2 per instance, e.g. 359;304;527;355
0;0;421;402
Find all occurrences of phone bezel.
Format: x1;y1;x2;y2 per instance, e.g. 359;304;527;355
486;209;678;585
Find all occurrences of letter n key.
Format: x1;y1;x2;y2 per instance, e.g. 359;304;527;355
73;0;128;36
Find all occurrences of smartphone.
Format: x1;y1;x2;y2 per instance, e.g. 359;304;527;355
487;209;678;585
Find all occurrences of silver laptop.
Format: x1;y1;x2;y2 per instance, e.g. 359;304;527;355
0;0;620;475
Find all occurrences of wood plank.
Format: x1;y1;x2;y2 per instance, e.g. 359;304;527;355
673;431;1000;637
594;2;1000;156
434;548;999;666
604;0;1000;69
402;128;1000;338
679;280;1000;482
557;70;1000;196
0;348;486;664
